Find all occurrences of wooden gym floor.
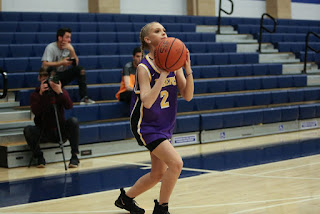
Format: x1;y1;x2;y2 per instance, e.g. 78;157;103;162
0;129;320;214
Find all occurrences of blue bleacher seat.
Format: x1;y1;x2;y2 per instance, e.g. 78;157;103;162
79;23;98;32
223;111;244;128
18;22;39;32
118;43;138;55
7;73;24;89
29;57;42;72
244;77;261;90
0;22;18;32
236;65;252;76
253;92;271;105
79;124;100;145
242;109;263;126
129;14;145;23
24;72;39;88
115;23;133;32
163;24;181;32
76;43;98;56
244;53;259;64
299;104;316;120
36;33;56;44
252;64;268;76
96;14;113;22
33;44;46;57
304;88;320;101
160;15;176;23
234;93;254;107
78;32;98;43
271;91;288;104
226;79;245;91
77;56;98;69
293;75;307;87
97;43;118;55
97;23;115;32
215;94;234;109
4;58;29;72
14;33;36;44
100;121;128;142
117;32;136;43
177;98;195;113
98;69;121;84
199;66;219;78
281;106;299;122
0;45;9;57
229;53;244;64
41;13;59;22
21;12;41;21
201;112;224;130
39;22;60;32
278;76;293;88
288;89;304;102
194;53;213;65
59;13;78;22
113;14;130;22
86;86;101;101
219;66;236;77
263;108;282;124
73;105;99;122
174;115;200;133
78;13;96;22
195;95;215;111
98;55;120;69
10;45;33;57
209;79;227;93
0;12;21;21
261;76;278;89
268;64;282;75
99;102;130;120
213;54;228;65
18;90;33;106
175;16;190;23
144;15;161;22
99;85;119;100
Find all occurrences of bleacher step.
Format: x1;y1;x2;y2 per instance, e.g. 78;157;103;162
237;43;278;53
0;101;20;110
307;75;320;86
0;120;34;130
0;110;31;122
196;25;238;34
282;63;318;74
259;53;300;63
216;34;257;43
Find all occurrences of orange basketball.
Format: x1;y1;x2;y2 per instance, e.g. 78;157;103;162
154;37;187;72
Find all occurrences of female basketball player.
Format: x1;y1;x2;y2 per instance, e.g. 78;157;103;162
115;22;194;214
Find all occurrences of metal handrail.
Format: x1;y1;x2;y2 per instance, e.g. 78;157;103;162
0;68;8;99
303;32;320;73
258;13;277;53
217;0;234;34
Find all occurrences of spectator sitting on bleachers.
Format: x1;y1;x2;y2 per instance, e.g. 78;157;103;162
115;47;142;104
24;67;80;168
42;27;95;104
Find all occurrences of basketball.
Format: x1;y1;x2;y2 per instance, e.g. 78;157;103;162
154;37;187;72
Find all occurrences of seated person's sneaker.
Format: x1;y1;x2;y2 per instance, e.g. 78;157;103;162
115;188;145;214
80;96;95;105
37;156;46;168
152;200;170;214
69;155;79;168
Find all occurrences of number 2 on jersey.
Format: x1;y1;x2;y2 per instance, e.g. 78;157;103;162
160;90;169;109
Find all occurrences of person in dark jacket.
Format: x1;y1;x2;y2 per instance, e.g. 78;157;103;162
24;67;80;168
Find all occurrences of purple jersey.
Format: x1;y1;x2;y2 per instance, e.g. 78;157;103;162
130;55;177;146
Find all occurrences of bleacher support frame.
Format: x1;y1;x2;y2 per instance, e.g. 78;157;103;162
217;0;234;34
258;13;277;53
303;31;320;73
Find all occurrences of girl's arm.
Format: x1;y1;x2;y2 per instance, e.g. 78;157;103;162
138;65;170;109
176;51;194;101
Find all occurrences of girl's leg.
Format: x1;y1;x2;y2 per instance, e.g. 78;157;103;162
151;140;183;204
126;152;167;198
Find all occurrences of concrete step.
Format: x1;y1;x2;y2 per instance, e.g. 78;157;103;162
259;53;300;63
307;75;320;86
282;62;319;74
0;120;34;130
0;110;31;122
196;25;238;34
0;101;20;110
237;43;278;53
0;130;25;145
216;34;257;43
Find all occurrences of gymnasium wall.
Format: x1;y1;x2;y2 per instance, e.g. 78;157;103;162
1;0;320;20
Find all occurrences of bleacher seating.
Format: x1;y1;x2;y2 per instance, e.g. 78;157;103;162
1;11;320;156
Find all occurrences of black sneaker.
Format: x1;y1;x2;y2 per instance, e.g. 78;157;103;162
37;156;46;168
152;200;170;214
69;155;79;168
114;188;145;214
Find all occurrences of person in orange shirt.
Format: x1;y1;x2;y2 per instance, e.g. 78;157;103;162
115;47;142;104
